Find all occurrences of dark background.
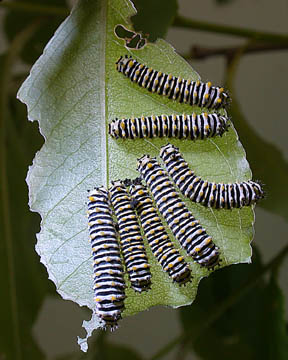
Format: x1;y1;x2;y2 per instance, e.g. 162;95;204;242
0;0;287;359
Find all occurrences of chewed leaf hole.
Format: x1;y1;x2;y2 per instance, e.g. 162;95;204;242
114;24;147;50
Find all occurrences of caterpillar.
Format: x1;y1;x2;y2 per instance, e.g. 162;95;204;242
137;156;220;269
116;55;230;109
160;143;264;209
87;187;126;330
109;181;152;292
109;113;229;140
129;179;192;285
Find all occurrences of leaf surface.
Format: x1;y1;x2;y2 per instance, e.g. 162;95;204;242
17;0;254;350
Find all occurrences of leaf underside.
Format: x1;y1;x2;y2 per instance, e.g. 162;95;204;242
17;0;254;351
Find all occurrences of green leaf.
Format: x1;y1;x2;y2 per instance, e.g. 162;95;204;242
131;0;178;41
17;0;255;351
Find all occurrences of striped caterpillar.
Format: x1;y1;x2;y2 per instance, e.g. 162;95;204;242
160;143;264;209
116;55;230;109
109;181;151;292
109;113;229;140
87;187;126;330
129;179;192;284
137;156;220;269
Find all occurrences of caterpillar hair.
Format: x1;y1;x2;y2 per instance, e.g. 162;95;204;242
160;143;264;209
116;55;230;109
129;180;192;285
109;113;229;140
109;181;151;292
87;187;126;330
137;156;220;269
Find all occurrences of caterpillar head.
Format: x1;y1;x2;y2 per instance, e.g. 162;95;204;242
132;177;142;185
250;180;265;200
221;89;232;108
123;178;132;187
159;143;180;161
87;187;109;203
137;154;153;169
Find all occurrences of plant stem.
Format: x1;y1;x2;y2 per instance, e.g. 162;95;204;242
194;244;288;340
173;15;288;43
182;42;288;60
149;244;288;360
149;334;184;360
0;19;42;360
0;1;69;16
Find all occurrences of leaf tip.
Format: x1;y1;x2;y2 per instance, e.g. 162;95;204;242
77;312;104;352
